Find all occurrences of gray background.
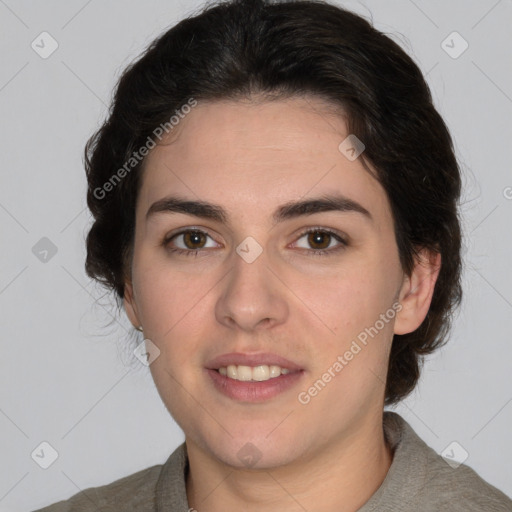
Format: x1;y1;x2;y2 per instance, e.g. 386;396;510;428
0;0;511;510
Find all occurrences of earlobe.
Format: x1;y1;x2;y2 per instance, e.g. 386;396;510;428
394;248;441;335
123;281;141;329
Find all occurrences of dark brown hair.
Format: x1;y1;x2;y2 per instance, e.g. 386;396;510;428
84;0;462;406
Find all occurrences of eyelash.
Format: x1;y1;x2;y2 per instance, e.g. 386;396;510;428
163;227;348;258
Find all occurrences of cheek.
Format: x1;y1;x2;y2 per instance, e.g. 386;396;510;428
132;261;214;376
138;265;212;417
303;261;398;340
294;257;400;402
298;271;396;413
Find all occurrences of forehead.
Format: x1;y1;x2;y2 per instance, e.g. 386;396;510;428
137;97;389;226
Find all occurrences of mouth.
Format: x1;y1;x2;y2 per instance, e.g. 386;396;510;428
217;364;292;382
205;353;305;402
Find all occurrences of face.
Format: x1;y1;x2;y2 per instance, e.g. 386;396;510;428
124;96;436;469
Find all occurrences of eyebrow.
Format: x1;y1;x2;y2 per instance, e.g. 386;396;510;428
145;193;372;225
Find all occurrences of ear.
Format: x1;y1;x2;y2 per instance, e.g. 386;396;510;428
394;248;441;335
123;280;142;329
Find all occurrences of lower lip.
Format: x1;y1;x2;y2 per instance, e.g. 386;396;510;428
206;368;304;402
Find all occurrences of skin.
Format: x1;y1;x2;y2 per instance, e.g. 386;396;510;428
124;95;440;512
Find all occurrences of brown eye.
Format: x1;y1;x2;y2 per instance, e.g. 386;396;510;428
294;228;348;256
163;229;219;257
307;231;332;250
182;231;207;249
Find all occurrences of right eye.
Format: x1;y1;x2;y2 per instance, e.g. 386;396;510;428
163;229;220;256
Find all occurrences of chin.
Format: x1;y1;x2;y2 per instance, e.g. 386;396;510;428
191;422;312;470
218;442;304;470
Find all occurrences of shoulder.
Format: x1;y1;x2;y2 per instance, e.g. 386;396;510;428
420;447;512;511
383;411;512;511
31;462;163;511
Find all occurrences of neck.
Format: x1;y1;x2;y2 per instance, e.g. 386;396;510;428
185;413;394;512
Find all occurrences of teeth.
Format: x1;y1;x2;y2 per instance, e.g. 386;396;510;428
218;364;291;382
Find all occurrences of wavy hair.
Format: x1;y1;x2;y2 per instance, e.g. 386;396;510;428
84;0;463;405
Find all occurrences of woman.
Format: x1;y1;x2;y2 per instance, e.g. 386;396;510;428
34;0;512;510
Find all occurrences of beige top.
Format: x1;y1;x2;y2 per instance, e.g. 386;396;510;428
32;411;512;511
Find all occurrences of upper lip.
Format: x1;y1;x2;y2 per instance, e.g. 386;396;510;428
205;352;303;371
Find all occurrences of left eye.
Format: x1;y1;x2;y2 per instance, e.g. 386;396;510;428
293;229;347;253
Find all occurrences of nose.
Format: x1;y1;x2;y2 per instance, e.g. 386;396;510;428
214;245;289;332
